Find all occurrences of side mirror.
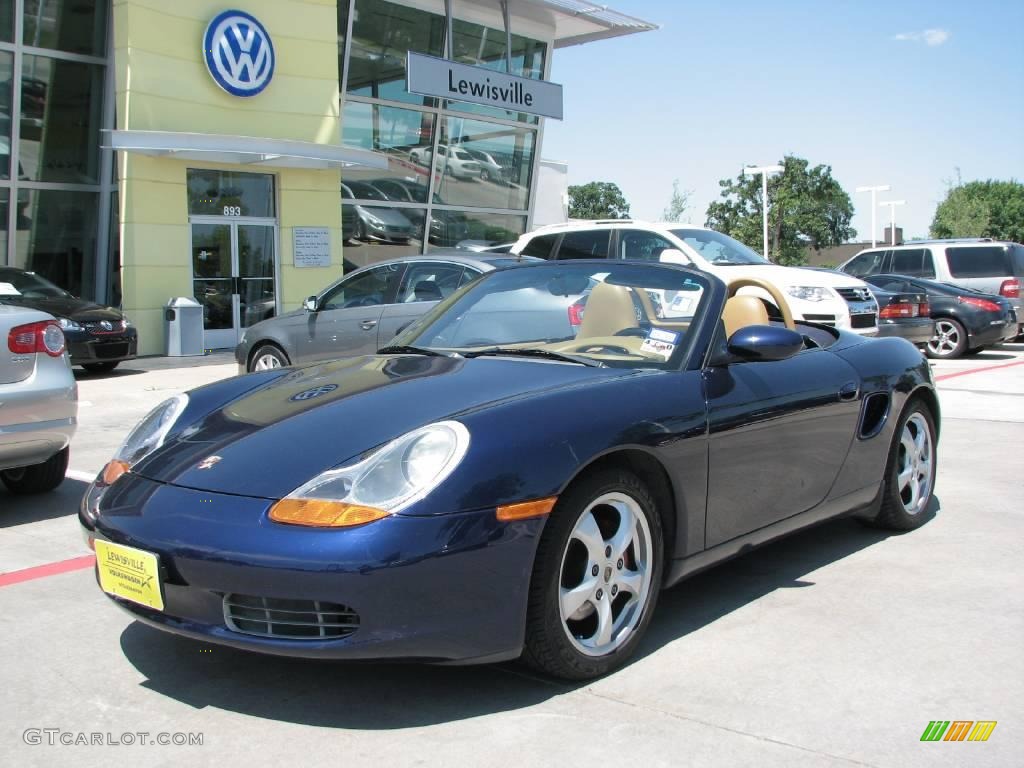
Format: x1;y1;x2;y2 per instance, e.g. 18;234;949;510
727;325;804;362
303;296;318;312
658;248;689;265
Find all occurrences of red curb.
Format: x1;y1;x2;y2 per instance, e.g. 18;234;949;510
0;554;95;587
934;359;1024;382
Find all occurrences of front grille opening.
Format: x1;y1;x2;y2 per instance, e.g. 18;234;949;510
859;393;890;438
803;313;837;326
851;313;877;329
223;594;360;640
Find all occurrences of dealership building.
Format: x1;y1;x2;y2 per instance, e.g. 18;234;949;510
0;0;654;354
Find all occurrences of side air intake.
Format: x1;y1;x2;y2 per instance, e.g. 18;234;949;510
859;393;890;439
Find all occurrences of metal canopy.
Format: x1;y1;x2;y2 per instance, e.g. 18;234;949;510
103;130;388;170
526;0;659;48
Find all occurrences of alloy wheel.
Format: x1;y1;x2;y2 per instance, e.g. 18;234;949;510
557;492;653;656
928;320;961;357
897;412;933;516
253;353;283;371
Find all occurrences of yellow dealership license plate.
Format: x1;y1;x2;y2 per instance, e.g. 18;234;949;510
94;540;164;611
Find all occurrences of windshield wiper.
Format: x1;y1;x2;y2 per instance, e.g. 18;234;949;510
377;344;461;358
462;347;602;367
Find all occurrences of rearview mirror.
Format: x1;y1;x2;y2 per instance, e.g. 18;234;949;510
658;248;689;265
727;325;804;362
303;296;318;312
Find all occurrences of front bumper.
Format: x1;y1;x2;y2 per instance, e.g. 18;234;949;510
80;474;544;663
875;317;935;347
66;327;138;366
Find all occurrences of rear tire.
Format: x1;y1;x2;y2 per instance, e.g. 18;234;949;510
522;469;663;680
1;447;69;494
926;318;967;359
249;344;289;372
83;361;118;373
863;400;937;531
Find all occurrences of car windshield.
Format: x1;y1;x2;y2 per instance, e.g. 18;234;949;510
670;228;769;266
454;150;474;160
394;262;709;370
0;268;71;299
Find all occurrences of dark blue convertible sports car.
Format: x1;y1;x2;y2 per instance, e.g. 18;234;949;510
80;261;939;680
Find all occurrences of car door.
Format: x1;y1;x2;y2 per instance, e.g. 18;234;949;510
299;263;404;362
376;261;475;345
702;346;862;547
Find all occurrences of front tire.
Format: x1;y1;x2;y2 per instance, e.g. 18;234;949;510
522;469;663;680
864;400;937;531
1;447;69;494
926;318;967;359
249;344;289;372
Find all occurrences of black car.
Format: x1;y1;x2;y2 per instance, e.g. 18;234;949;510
867;285;934;349
0;267;137;372
863;274;1016;359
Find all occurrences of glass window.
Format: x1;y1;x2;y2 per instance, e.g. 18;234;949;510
619;230;676;262
24;0;107;56
0;194;8;266
920;249;936;278
396;262;466;303
321;263;403;310
107;191;121;306
556;230;611;260
187;170;276;217
945;246;1012;278
14;189;99;299
341;101;434;200
434;117;535;210
425;210;525;249
342;201;426;268
346;0;445;107
1;3;12;42
521;233;557;259
843;250;887;277
19;55;104;183
0;51;12;179
890;248;930;276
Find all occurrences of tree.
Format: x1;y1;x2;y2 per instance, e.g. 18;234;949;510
662;179;692;222
930;178;1024;242
705;155;856;265
568;181;630;220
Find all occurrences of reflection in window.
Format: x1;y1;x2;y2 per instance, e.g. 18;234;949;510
434;117;534;210
23;0;107;56
341;101;434;199
0;195;8;265
19;55;104;183
1;51;11;180
344;0;444;107
425;210;525;249
186;169;276;217
0;3;12;42
15;189;99;298
342;202;426;269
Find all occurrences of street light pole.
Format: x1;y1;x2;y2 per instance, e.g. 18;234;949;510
879;200;906;246
742;164;784;260
855;185;891;248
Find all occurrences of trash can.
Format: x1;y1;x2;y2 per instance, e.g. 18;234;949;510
165;297;205;357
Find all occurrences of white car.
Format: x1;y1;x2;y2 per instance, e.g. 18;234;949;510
512;221;879;334
409;144;481;180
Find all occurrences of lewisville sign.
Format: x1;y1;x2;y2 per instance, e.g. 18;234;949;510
406;52;563;120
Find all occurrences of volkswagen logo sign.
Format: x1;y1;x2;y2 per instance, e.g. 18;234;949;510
100;321;113;331
290;384;338;402
204;10;275;97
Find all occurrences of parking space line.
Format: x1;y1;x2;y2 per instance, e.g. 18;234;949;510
935;360;1024;382
66;469;98;483
0;555;95;588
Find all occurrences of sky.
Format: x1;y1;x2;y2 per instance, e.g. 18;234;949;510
542;0;1024;243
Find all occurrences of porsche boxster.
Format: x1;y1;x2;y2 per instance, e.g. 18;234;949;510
80;261;939;680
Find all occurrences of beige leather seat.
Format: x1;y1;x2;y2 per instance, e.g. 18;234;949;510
577;282;638;339
722;295;769;338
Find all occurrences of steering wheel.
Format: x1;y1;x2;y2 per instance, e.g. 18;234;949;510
726;277;796;330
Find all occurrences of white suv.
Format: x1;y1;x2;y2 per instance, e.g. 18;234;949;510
512;221;879;334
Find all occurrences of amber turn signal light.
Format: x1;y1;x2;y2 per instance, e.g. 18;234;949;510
269;499;391;528
101;460;131;486
496;496;557;522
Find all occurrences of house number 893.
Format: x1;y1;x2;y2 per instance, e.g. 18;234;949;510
223;206;242;216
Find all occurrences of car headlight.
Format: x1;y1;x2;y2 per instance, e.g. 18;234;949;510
269;421;470;528
99;394;189;486
57;317;83;331
785;286;832;302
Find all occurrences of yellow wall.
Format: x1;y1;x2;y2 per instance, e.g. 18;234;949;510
113;0;344;354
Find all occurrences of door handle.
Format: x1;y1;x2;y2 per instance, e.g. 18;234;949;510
838;382;859;402
360;320;378;331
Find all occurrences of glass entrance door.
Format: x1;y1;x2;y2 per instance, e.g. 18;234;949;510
191;220;277;349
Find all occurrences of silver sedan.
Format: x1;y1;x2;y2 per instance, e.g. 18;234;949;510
0;305;78;494
235;252;536;372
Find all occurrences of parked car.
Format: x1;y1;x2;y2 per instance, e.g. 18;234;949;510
513;221;880;335
461;148;505;181
366;178;469;244
408;144;480;180
839;239;1023;337
235;252;535;372
83;261;939;680
861;274;1016;358
1;306;77;494
869;285;934;349
0;267;138;372
341;182;415;243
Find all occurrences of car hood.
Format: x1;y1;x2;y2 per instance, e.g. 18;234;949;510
134;354;631;498
711;264;868;290
359;206;412;226
1;295;124;322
